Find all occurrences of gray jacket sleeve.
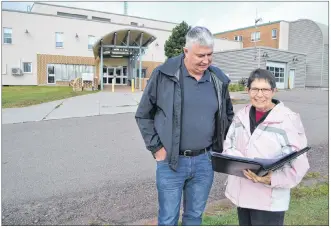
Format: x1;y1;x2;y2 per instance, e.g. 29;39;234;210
135;69;163;157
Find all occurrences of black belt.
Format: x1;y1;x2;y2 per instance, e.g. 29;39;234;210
179;146;212;157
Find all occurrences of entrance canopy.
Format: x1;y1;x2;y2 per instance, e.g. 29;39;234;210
92;29;157;58
92;29;157;91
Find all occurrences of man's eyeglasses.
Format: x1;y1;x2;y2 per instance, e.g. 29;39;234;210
249;87;273;95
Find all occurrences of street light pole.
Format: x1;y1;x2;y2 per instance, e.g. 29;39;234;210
254;9;262;68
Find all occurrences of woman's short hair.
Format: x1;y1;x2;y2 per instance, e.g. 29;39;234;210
247;68;276;89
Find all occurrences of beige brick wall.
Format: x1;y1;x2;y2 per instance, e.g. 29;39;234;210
38;54;163;86
56;81;72;86
142;61;163;78
214;22;281;49
37;54;96;85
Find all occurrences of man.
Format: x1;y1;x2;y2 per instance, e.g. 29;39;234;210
135;26;234;226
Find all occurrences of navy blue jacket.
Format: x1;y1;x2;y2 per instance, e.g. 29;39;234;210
135;54;234;171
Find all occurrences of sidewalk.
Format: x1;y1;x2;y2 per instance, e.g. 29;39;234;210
2;91;247;124
2;91;142;124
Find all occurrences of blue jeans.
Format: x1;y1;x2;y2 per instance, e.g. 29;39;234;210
156;152;214;226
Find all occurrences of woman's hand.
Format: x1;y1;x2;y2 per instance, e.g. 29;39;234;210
243;170;272;185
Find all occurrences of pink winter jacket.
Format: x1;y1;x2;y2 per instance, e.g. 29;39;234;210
223;102;310;211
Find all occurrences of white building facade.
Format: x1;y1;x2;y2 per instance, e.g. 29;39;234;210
2;2;242;86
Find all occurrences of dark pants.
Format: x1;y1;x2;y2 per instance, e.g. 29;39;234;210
156;152;214;226
237;207;285;226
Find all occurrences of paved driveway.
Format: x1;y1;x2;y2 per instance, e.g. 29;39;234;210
1;88;328;225
2;91;143;124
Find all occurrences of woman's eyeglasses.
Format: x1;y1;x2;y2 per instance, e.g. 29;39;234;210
249;87;273;95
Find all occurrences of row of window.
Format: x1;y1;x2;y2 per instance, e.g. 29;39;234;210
3;27;98;50
55;32;97;49
47;64;95;83
233;29;277;42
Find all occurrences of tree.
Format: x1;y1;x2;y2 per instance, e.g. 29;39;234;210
164;21;191;59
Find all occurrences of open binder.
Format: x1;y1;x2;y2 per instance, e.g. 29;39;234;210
211;147;311;178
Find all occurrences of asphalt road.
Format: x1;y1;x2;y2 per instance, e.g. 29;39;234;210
1;89;328;225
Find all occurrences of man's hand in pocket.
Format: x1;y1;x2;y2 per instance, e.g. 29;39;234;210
155;147;167;161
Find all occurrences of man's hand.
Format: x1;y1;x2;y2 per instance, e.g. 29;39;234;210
155;147;167;161
243;170;272;185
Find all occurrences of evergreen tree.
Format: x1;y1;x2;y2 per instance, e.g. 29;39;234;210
164;21;191;58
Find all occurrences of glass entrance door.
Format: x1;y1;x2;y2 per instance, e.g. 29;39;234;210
103;67;114;85
103;66;128;85
47;64;55;84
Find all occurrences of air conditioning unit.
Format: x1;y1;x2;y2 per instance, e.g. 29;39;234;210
11;68;23;76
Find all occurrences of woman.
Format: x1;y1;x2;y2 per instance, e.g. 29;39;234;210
223;68;309;226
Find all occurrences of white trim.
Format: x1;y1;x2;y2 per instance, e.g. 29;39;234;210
289;68;296;89
272;29;277;39
266;61;287;89
2;64;7;74
22;62;32;73
251;31;260;41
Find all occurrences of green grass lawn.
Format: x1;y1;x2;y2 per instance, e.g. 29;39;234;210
2;86;98;108
202;182;329;226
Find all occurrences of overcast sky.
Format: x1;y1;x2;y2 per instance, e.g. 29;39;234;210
2;1;329;33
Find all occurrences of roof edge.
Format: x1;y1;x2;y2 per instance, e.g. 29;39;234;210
213;20;287;35
290;18;328;45
33;2;180;25
1;9;173;33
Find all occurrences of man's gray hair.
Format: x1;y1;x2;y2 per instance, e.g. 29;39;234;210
185;26;214;49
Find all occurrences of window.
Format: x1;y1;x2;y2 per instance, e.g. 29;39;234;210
92;16;111;22
55;32;63;48
251;32;260;41
234;35;243;41
88;35;96;50
272;29;277;39
23;62;32;73
130;22;138;26
3;28;12;44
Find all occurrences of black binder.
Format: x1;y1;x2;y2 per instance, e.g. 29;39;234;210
211;147;311;178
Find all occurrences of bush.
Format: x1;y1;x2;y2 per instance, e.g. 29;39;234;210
228;83;245;92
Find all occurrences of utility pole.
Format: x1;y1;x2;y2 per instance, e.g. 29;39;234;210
254;9;262;68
